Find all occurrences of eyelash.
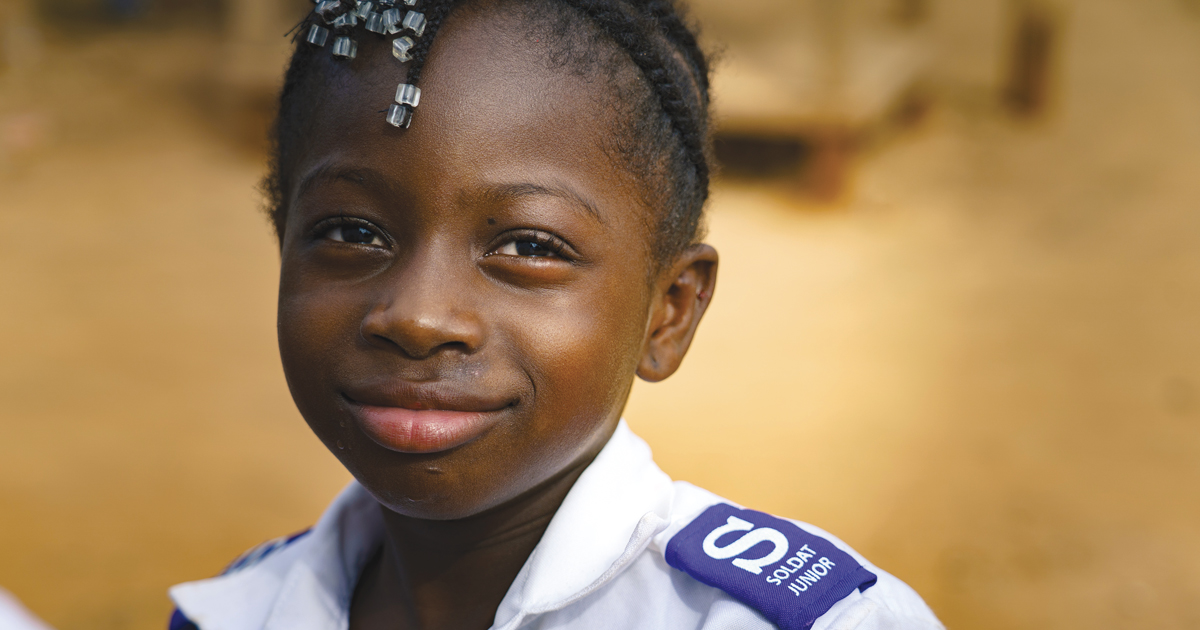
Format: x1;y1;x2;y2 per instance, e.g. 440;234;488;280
488;231;573;261
312;217;389;248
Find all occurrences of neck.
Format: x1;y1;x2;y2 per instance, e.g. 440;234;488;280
350;456;594;630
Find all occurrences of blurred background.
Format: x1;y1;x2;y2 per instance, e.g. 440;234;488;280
2;0;1199;627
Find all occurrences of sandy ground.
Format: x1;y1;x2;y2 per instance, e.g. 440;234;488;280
1;0;1200;628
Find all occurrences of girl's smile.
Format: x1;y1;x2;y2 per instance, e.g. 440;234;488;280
342;379;518;453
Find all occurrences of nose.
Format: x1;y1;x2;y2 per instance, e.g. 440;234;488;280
360;251;484;360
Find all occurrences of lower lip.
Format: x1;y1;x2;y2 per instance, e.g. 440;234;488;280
349;402;503;454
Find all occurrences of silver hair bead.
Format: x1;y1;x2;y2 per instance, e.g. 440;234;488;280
386;103;413;128
306;24;330;47
382;8;402;34
403;0;418;6
355;0;373;18
402;11;426;37
391;35;415;62
315;0;340;21
365;11;385;33
395;83;421;107
332;12;357;28
332;36;358;59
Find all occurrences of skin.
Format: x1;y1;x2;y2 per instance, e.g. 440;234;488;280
275;4;717;629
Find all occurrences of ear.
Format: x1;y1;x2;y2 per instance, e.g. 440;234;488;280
637;244;719;383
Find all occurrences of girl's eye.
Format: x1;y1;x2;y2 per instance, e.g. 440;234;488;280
495;239;558;257
324;224;386;247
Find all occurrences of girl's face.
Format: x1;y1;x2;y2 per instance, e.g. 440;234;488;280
277;8;666;519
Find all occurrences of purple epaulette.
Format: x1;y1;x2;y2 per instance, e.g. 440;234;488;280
666;504;877;630
168;607;198;630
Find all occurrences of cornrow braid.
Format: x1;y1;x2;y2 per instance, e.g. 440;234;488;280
552;0;710;258
265;0;713;267
642;0;710;97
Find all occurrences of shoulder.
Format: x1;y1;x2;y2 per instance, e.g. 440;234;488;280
654;482;942;630
167;529;312;630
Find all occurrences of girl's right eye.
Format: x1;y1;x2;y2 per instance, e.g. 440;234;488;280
320;222;387;247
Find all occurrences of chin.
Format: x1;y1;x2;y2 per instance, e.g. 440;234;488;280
336;450;520;521
362;478;527;521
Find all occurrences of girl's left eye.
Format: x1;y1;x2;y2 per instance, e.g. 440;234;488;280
494;239;559;257
323;224;386;247
489;234;568;256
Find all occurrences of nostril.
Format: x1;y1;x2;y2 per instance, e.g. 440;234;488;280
364;329;476;360
365;330;410;356
370;332;400;348
359;297;485;358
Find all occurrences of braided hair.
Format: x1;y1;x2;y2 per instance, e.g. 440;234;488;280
264;0;713;268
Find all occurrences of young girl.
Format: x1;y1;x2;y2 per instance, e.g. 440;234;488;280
169;0;943;628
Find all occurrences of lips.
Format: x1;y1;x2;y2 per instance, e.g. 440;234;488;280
342;383;513;454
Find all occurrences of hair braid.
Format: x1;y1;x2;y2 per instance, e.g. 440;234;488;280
557;0;710;252
641;0;710;97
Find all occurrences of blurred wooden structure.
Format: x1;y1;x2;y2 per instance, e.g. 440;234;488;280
711;0;932;199
1003;0;1064;118
707;0;1067;198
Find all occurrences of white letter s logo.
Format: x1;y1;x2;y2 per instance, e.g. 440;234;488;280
702;516;790;575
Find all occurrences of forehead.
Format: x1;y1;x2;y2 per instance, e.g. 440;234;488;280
293;4;640;215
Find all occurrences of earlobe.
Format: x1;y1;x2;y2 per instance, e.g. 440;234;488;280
637;244;718;383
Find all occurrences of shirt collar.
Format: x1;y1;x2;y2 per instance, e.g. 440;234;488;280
169;420;675;630
491;420;675;628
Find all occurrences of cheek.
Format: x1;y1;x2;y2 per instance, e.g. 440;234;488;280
517;275;649;428
276;275;378;474
277;270;358;408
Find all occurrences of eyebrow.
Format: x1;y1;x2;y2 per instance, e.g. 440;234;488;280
480;182;605;225
295;163;391;199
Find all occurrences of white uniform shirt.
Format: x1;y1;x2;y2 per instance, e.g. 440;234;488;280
169;421;943;630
